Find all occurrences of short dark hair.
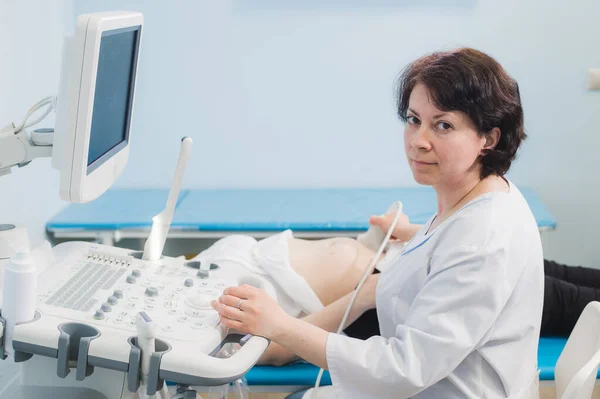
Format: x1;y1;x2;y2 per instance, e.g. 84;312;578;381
396;48;525;179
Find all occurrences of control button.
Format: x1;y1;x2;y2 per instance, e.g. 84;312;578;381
196;269;209;279
191;321;205;330
113;290;124;299
185;294;212;310
185;308;206;317
107;295;118;305
145;287;159;297
164;300;175;308
184;278;194;287
94;310;105;320
126;275;136;284
132;269;141;278
101;303;112;312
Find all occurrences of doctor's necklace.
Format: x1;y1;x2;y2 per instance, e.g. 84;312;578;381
426;179;483;235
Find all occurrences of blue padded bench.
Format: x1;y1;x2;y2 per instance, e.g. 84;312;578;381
46;186;556;246
539;338;567;381
241;338;593;389
246;362;331;387
536;337;600;381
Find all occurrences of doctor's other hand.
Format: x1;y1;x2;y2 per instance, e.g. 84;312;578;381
211;284;291;340
369;209;417;243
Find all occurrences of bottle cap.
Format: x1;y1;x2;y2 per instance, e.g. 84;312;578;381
8;250;36;272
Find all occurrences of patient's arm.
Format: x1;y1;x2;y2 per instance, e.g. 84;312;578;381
258;276;378;366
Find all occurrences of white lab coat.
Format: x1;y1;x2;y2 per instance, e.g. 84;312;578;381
325;181;544;398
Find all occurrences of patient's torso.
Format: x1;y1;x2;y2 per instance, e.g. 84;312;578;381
194;233;377;315
286;236;376;306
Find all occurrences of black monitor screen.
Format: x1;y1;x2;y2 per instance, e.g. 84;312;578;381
87;25;141;173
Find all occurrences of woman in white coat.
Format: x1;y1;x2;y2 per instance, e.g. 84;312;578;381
211;47;544;398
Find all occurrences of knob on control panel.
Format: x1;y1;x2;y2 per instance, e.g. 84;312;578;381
185;294;212;310
196;270;209;279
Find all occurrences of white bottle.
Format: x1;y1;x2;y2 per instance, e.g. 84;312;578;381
1;250;37;355
0;224;31;297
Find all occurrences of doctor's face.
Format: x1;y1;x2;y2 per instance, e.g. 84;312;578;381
404;84;487;188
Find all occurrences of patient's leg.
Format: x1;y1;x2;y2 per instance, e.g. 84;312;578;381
286;237;376;307
544;259;600;288
542;274;600;337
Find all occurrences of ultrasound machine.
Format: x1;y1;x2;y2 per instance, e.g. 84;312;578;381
0;11;275;398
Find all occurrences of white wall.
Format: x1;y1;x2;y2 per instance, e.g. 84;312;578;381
67;0;599;266
0;0;73;381
0;0;73;247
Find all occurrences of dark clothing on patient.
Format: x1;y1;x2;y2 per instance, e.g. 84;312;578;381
542;259;600;337
344;259;600;340
343;308;380;340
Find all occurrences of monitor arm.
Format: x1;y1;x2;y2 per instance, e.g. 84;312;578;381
0;123;53;177
0;123;54;268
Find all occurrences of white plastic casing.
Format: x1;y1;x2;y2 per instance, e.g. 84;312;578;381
52;11;143;203
12;242;275;384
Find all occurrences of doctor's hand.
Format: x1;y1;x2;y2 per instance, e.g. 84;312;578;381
211;284;291;340
369;209;419;243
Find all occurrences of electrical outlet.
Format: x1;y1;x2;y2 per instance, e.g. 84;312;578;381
588;69;600;90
